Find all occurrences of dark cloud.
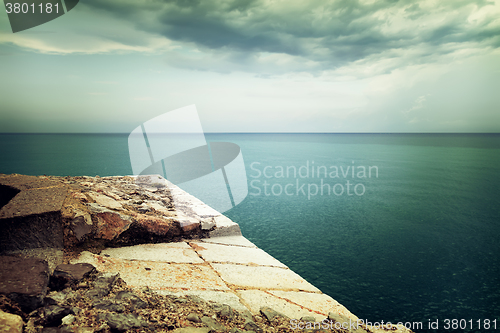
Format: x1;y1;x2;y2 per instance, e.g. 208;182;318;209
83;0;500;73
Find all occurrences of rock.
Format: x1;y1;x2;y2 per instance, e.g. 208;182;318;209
0;295;24;321
50;263;96;290
2;174;213;251
260;307;286;321
229;328;245;333
85;273;119;300
135;175;167;189
97;313;147;331
144;201;174;216
133;214;173;236
41;328;71;333
61;314;75;326
69;213;92;241
92;209;133;240
137;205;152;213
172;328;211;333
179;220;200;233
42;305;72;326
186;313;201;323
187;295;205;304
0;176;67;252
0;256;49;313
93;299;126;313
74;327;93;333
208;215;242;237
217;304;234;319
200;217;216;230
300;315;316;322
87;192;122;210
201;316;226;332
244;320;262;333
44;290;74;306
0;309;23;333
174;297;188;304
114;290;147;309
239;310;253;323
94;272;119;291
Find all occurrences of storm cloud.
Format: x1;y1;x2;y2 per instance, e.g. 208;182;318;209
81;0;500;74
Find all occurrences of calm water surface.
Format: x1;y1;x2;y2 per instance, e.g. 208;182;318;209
1;133;499;332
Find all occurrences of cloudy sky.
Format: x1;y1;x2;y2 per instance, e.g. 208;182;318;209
0;0;499;133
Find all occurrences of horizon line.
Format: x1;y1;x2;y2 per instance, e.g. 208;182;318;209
0;132;499;135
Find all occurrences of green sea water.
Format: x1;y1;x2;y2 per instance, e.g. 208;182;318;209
1;133;499;332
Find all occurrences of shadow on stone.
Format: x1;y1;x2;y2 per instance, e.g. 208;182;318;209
0;185;20;210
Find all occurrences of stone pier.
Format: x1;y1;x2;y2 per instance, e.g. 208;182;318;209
0;174;414;332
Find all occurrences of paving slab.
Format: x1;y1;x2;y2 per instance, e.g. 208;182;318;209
268;290;358;319
191;242;286;267
200;235;257;248
210;264;320;292
155;290;248;313
101;243;204;264
236;289;321;319
71;252;229;291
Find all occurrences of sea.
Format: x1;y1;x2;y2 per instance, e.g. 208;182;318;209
1;133;499;333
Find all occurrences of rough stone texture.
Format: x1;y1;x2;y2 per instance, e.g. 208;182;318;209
0;212;64;252
134;214;174;235
93;210;133;240
0;309;23;333
97;312;147;331
69;213;92;241
87;192;123;210
0;175;67;219
0;174;243;253
201;316;226;332
260;306;287;321
0;256;49;312
172;328;210;333
0;175;67;252
50;263;96;290
155;290;248;313
2;248;63;274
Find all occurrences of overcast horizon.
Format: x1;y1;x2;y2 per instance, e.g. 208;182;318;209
1;0;499;133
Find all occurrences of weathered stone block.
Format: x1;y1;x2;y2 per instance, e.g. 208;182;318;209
0;309;23;333
0;256;50;312
50;263;96;290
0;175;67;253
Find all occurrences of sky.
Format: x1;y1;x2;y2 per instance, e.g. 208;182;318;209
0;0;499;133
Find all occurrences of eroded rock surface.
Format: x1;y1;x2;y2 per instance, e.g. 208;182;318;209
0;174;224;255
0;256;50;313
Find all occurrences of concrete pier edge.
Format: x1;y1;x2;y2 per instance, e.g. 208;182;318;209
0;174;414;332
